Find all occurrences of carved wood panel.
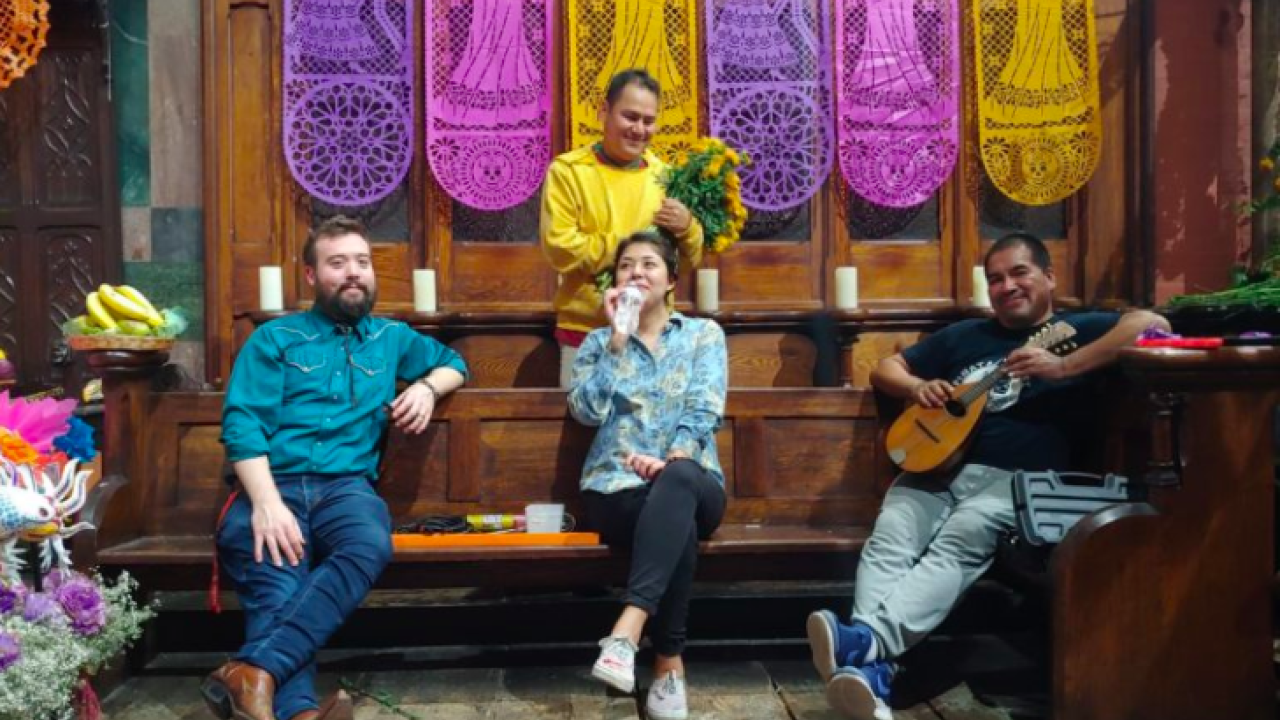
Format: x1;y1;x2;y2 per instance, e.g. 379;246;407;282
42;229;100;367
0;92;19;208
0;231;17;360
34;49;100;208
0;13;119;390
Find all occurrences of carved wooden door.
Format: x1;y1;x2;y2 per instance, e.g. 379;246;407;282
0;11;120;391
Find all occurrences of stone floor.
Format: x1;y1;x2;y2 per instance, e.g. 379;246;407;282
100;661;1020;720
99;637;1040;720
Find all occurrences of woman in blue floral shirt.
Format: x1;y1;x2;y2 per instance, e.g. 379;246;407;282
569;232;728;720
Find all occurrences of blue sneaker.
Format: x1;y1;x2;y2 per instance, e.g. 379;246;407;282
826;660;895;720
806;610;875;682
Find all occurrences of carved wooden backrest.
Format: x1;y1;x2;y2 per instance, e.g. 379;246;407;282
113;387;883;543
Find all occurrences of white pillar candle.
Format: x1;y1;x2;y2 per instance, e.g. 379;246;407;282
971;265;991;308
696;269;719;313
258;266;283;312
834;266;859;310
413;269;438;313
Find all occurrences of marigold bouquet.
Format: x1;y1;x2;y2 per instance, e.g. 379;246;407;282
0;569;154;720
593;138;750;295
663;137;749;254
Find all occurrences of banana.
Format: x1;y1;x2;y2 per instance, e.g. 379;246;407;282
115;285;164;327
98;284;159;326
85;291;118;330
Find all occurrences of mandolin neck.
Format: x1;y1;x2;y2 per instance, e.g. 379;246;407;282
959;363;1008;406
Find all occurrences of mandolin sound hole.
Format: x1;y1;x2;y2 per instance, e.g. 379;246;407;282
944;400;967;418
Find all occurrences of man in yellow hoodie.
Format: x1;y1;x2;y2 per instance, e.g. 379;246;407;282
540;69;705;387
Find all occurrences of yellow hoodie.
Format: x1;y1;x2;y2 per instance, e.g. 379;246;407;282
540;146;704;334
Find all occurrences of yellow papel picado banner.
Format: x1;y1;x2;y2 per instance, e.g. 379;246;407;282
568;0;700;160
973;0;1102;205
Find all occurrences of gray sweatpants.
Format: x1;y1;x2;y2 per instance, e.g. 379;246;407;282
851;464;1016;659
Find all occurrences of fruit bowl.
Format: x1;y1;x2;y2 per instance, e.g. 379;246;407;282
63;283;187;351
66;335;176;352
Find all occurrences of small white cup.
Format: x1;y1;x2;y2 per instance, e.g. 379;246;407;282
524;503;564;534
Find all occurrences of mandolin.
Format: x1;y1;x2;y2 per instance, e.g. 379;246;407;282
884;322;1078;474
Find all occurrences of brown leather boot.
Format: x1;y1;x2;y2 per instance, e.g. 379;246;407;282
201;660;278;720
287;690;353;720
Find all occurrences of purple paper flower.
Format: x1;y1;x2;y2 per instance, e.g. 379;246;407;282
53;573;106;635
22;592;65;626
43;567;77;591
0;629;19;671
0;582;26;615
1140;325;1179;340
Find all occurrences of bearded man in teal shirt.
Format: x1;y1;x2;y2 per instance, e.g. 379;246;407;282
203;216;467;720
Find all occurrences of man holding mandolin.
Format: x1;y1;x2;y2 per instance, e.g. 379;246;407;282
806;233;1169;720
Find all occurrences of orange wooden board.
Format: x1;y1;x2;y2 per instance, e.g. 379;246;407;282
392;532;601;548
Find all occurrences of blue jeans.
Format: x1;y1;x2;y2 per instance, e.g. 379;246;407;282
216;474;392;719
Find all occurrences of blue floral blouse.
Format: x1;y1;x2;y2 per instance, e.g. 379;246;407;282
568;313;727;493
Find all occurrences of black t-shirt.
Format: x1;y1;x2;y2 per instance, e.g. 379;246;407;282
900;311;1120;473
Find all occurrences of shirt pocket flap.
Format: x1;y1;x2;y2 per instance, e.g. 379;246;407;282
348;350;387;377
283;346;328;374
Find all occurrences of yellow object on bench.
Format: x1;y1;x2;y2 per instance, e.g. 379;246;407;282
392;532;601;549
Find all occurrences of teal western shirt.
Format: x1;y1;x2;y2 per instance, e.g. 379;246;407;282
221;307;468;479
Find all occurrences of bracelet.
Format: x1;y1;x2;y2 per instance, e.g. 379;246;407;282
418;376;441;402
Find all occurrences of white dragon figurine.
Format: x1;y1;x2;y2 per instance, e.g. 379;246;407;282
0;458;95;583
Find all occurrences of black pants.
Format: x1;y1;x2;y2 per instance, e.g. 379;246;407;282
584;460;727;657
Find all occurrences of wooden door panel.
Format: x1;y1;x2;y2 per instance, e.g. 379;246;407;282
40;228;103;374
206;0;285;385
0;11;118;390
33;49;103;211
449;243;553;309
0;231;17;359
850;243;948;301
717;240;819;309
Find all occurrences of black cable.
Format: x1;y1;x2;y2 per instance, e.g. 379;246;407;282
393;515;471;534
394;512;580;534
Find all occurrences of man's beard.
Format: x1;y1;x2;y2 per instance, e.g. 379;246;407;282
316;283;376;324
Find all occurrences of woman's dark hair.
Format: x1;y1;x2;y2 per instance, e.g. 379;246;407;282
613;231;679;286
605;69;661;105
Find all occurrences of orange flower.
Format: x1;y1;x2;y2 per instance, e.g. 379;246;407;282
1262;157;1275;172
0;429;39;464
36;450;68;470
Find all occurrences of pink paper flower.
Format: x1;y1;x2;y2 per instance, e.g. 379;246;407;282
0;391;76;453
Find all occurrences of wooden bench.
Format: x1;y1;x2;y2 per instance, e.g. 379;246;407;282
73;349;889;592
72;342;1280;719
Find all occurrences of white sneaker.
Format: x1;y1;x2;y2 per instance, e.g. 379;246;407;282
645;670;688;720
591;636;638;693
